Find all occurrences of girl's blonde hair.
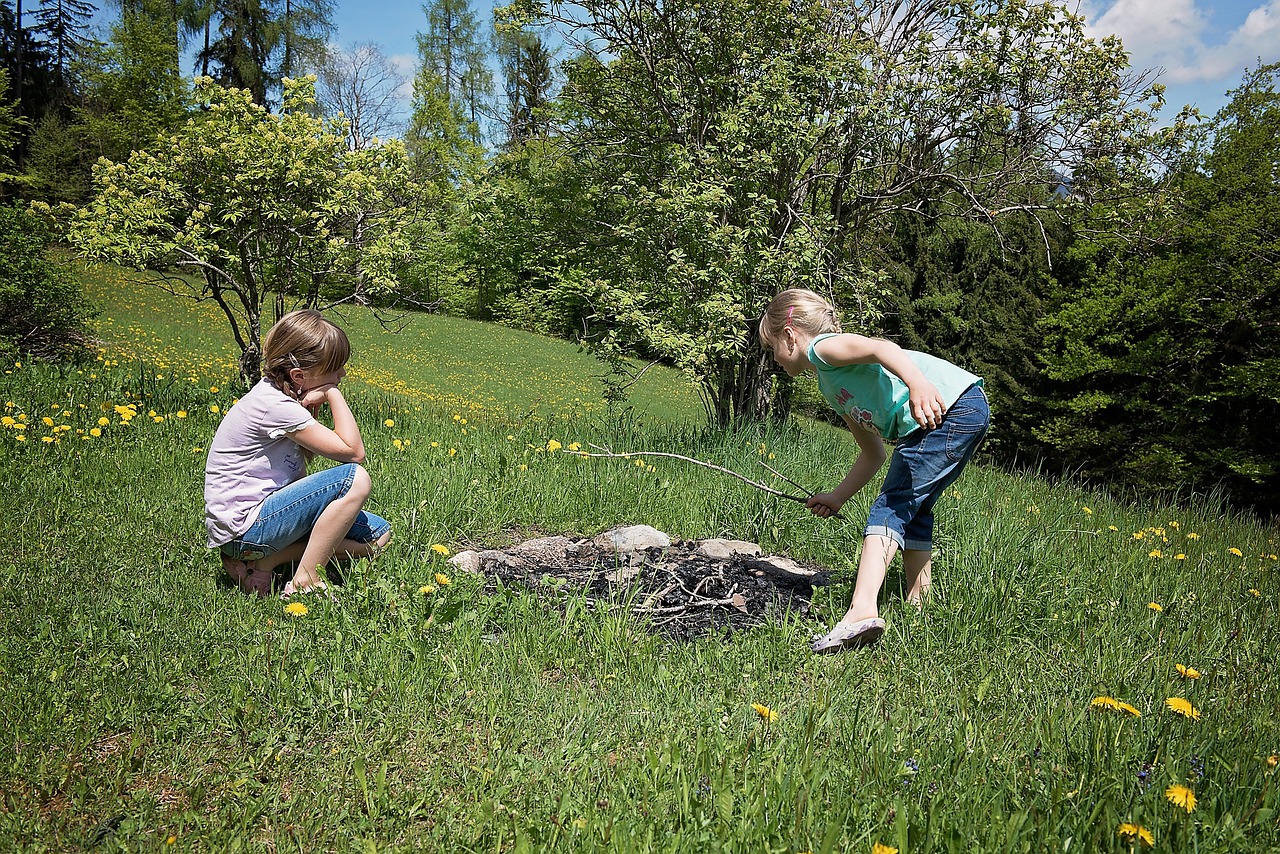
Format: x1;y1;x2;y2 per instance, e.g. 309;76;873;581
262;310;351;393
758;288;841;344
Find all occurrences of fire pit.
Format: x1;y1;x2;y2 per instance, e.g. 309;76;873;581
449;526;832;640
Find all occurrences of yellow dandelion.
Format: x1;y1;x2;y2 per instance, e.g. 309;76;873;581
431;441;439;447
176;410;187;418
1228;547;1243;557
1174;553;1186;560
1164;784;1196;813
1116;823;1153;847
89;428;101;438
871;844;898;854
1176;664;1201;679
1109;525;1119;531
1089;696;1121;711
430;544;450;556
751;702;778;723
1147;602;1163;612
41;435;54;444
1133;531;1145;540
1149;549;1163;559
1116;701;1142;717
41;416;54;426
1268;755;1277;768
1165;697;1201;720
448;448;457;457
14;434;24;441
1082;506;1093;514
519;464;528;471
284;602;308;617
97;416;109;426
209;386;219;393
547;439;563;452
210;404;219;413
418;585;435;595
568;442;581;451
1186;532;1200;540
393;439;403;449
1248;588;1261;598
434;572;451;586
572;818;587;829
384;418;395;427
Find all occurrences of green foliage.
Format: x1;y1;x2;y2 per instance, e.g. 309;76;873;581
510;0;1179;426
0;205;96;361
68;77;425;386
1032;63;1280;512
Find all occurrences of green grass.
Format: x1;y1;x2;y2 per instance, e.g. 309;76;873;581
1;263;1277;851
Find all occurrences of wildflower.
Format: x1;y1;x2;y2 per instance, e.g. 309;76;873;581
1176;664;1201;679
448;448;457;457
1117;701;1141;717
1090;696;1120;711
98;416;110;426
1082;506;1093;514
1147;602;1163;612
1228;547;1243;557
1149;549;1163;559
89;428;101;438
507;434;515;440
418;585;435;595
210;404;220;413
1109;525;1119;531
871;844;898;854
393;439;403;449
177;411;187;418
435;572;451;586
284;602;308;617
1186;532;1200;540
1164;784;1196;813
1165;697;1201;720
1133;531;1145;540
568;442;581;451
1268;756;1277;768
1174;553;1186;560
751;702;778;723
1116;823;1154;847
1249;588;1261;598
430;544;450;556
572;818;586;829
384;418;395;427
209;386;219;393
547;439;563;452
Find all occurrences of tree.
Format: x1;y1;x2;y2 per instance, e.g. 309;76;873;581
520;0;1183;425
29;0;95;101
277;0;332;80
0;203;96;360
493;17;553;148
1033;63;1280;512
200;0;277;104
417;0;491;146
68;77;424;385
316;41;407;149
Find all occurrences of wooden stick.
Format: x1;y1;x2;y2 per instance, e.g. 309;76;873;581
569;444;844;520
575;444;808;504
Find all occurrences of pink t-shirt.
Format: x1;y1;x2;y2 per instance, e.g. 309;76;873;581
204;379;315;547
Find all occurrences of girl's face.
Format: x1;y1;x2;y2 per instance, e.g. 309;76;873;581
294;364;347;394
767;326;813;377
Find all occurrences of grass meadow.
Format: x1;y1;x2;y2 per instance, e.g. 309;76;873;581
1;263;1278;852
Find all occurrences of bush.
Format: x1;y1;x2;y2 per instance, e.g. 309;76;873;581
0;205;97;361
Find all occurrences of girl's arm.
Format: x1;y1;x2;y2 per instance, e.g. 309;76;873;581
814;333;947;430
806;418;886;518
290;386;367;464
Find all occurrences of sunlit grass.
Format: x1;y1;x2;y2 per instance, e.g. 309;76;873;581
0;264;1277;851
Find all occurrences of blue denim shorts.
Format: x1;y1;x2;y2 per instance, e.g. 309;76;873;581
220;463;391;561
865;384;989;551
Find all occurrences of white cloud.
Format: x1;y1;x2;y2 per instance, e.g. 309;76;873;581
1083;0;1280;84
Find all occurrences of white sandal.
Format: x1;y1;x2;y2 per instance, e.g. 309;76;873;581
811;616;886;654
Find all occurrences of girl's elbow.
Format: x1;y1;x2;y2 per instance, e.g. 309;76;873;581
350;448;367;465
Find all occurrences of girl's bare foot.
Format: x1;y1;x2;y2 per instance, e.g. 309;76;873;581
222;554;272;597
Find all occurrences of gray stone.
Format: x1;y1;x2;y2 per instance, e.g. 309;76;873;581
743;554;820;581
448;550;481;574
593;524;671;554
695;539;762;559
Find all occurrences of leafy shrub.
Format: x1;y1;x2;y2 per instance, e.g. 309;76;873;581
0;205;97;361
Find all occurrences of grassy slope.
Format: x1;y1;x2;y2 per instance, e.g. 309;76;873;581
0;264;1277;852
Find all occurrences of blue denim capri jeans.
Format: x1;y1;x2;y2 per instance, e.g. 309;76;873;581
220;463;391;561
864;384;989;552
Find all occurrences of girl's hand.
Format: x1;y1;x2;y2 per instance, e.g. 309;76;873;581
299;384;336;412
909;382;947;430
806;492;845;518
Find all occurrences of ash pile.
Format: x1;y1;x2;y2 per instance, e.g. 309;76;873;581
448;525;831;641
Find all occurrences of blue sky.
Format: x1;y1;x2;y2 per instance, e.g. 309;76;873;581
329;0;1279;122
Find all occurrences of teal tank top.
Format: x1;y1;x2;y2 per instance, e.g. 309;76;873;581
807;333;982;441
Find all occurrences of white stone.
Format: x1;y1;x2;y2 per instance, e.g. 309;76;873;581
448;550;481;573
695;539;762;559
593;524;671;554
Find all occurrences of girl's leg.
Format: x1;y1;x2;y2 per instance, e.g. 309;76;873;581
838;533;900;624
902;548;932;606
288;465;374;591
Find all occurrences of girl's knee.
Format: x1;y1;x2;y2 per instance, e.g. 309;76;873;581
375;528;393;549
345;464;372;502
